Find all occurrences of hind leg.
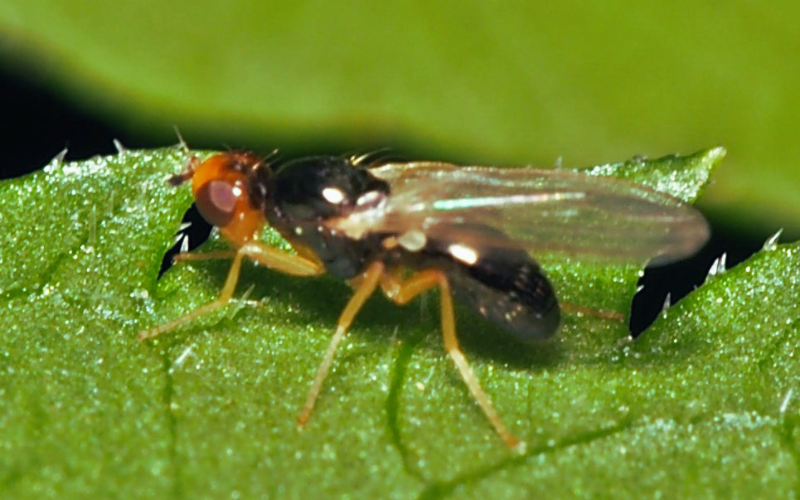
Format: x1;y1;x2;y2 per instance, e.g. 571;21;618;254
380;269;522;450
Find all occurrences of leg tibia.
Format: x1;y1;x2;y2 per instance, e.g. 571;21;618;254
380;268;522;450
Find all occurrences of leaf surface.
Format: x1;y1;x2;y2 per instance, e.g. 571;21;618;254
2;148;796;499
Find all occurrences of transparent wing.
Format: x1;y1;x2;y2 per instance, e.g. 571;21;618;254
328;162;709;265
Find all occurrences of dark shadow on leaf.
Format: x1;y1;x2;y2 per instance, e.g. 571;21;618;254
161;256;573;370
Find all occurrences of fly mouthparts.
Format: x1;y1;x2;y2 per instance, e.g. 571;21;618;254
168;154;201;187
167;173;188;186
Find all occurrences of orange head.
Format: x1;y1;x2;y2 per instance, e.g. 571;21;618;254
171;152;269;245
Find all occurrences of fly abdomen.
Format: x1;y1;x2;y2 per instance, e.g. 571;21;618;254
425;223;560;342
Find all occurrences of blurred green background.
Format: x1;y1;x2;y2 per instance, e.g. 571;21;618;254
1;0;798;239
1;3;798;497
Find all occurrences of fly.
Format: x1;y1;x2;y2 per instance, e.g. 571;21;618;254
138;149;709;451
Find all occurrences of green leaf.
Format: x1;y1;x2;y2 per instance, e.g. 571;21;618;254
2;148;797;499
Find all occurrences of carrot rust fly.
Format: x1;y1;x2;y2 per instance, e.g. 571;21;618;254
138;149;709;450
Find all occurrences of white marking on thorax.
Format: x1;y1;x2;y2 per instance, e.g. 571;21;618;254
322;187;346;204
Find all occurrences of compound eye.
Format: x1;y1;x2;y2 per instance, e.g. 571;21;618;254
194;179;242;227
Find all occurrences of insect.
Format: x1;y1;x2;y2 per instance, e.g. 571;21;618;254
138;149;709;450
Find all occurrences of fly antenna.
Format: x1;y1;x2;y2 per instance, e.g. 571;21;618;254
173;125;190;153
168;126;198;186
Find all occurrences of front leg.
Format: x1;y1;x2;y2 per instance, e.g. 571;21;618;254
137;242;324;341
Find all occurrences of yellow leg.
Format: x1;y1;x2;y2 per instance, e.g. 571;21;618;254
380;269;522;450
138;242;324;341
237;241;324;277
297;261;385;426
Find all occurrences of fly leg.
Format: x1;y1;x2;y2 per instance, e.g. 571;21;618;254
137;242;324;341
297;261;385;426
380;269;522;451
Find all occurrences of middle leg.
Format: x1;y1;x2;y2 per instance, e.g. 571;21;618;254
297;261;385;426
